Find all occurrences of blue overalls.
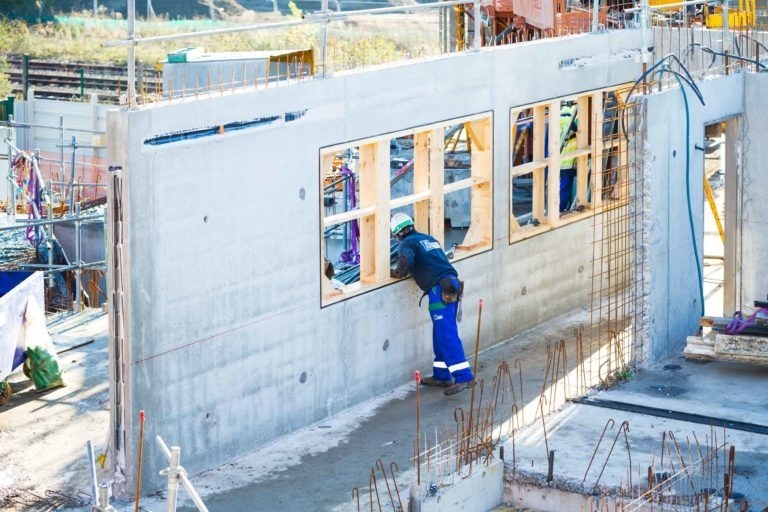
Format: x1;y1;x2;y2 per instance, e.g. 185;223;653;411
427;276;473;384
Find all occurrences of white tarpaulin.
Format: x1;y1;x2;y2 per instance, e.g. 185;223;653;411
0;272;44;380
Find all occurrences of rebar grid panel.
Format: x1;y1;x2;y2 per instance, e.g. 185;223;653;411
648;23;768;93
588;86;645;388
623;436;736;512
350;334;741;510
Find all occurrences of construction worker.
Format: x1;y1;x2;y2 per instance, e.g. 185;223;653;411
390;213;474;396
559;103;579;212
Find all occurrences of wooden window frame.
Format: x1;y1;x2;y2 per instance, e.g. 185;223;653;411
509;86;631;244
321;112;493;306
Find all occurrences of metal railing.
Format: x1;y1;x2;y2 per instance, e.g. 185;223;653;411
2;117;107;314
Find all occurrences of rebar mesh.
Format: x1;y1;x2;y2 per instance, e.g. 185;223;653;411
588;86;646;388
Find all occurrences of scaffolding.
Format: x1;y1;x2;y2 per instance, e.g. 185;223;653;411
2;116;107;314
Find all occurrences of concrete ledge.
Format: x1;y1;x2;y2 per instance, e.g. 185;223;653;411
420;460;503;512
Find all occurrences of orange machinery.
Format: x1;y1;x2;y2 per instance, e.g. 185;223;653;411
477;0;610;44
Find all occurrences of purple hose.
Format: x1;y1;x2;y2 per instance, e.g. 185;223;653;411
338;164;360;265
725;308;768;335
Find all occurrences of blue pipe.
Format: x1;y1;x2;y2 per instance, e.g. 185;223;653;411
670;71;705;318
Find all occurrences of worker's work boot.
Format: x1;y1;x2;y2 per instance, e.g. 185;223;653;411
444;380;475;396
420;376;452;388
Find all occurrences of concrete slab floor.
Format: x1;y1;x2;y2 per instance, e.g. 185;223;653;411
0;301;620;512
132;305;598;512
11;306;758;512
507;356;768;509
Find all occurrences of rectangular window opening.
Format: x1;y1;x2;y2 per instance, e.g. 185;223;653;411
321;114;493;306
510;87;628;244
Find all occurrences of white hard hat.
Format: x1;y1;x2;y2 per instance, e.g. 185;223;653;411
391;212;414;237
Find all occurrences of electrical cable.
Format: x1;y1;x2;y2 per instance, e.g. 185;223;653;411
734;34;768;57
693;44;766;70
667;68;705;318
622;55;708;321
621;53;705;140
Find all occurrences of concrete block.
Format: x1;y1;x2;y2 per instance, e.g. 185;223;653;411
421;460;503;512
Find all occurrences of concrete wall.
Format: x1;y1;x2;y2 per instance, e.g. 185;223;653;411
421;460;503;512
740;73;768;310
644;73;744;360
107;30;646;492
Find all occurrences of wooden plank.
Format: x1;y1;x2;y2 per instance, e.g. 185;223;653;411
358;142;378;283
444;177;475;195
372;140;391;282
511;160;547;177
322;206;376;228
532;106;546;223
617;134;629;201
576;95;590;208
592;92;604;209
462;117;492;249
429;127;445;247
320;152;336;299
465;118;489;152
561;147;591;160
724;118;739;315
547;100;561;225
413;131;430;232
510;110;519;237
390;190;430;210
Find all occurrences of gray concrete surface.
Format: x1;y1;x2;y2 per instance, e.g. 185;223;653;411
644;73;745;360
507;356;768;509
740;73;768;313
121;306;597;512
0;311;110;511
107;29;647;494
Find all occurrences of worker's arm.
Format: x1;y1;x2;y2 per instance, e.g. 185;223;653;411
391;245;415;279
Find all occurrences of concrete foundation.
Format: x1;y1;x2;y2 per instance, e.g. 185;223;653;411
421;459;504;512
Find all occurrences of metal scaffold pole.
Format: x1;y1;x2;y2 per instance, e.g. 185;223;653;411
6;115;14;216
127;0;137;107
320;0;329;77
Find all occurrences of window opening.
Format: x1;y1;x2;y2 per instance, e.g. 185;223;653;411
321;114;493;305
510;87;627;243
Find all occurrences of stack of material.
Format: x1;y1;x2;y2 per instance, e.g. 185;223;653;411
685;304;768;363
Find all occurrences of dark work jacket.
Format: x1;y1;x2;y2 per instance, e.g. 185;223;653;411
396;231;457;292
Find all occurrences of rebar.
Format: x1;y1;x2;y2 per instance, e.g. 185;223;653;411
389;462;404;511
583;418;616;485
375;460;396;511
592;420;630;491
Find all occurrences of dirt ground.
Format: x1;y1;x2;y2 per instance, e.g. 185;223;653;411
0;311;110;511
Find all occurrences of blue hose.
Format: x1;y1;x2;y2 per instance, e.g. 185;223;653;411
670;72;706;318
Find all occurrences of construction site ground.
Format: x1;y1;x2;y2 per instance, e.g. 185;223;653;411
0;309;110;511
3;300;767;510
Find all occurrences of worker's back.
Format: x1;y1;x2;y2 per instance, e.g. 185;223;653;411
398;231;457;292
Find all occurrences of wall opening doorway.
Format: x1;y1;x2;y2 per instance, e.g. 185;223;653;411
702;117;740;318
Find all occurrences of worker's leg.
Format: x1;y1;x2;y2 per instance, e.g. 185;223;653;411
428;285;452;382
431;279;473;384
559;169;577;211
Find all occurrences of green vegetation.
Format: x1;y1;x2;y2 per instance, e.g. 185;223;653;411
0;5;441;73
